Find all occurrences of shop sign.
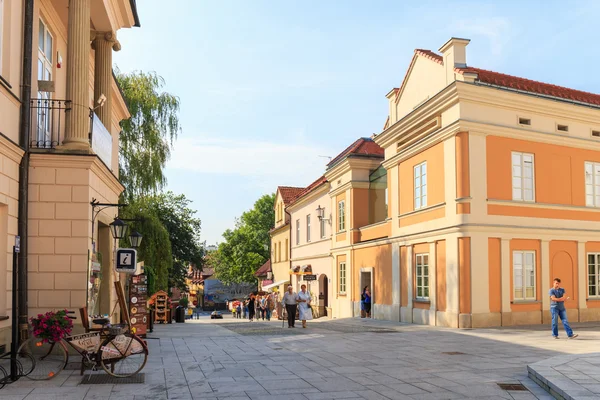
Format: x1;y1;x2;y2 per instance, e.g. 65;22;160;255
303;274;317;281
116;248;137;273
129;274;148;336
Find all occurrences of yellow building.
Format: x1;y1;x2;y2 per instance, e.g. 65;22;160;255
0;0;140;344
266;186;304;293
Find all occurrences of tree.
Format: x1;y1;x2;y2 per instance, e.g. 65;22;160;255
115;69;180;201
214;194;275;284
145;192;204;291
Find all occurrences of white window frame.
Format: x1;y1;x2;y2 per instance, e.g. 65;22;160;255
306;214;311;242
585;162;600;207
339;261;346;294
415;253;429;300
511;152;535;202
296;219;300;245
338;200;345;232
588;253;600;298
513;250;536;301
320;207;326;239
414;162;427;210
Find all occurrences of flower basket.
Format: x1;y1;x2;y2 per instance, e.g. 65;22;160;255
30;310;73;343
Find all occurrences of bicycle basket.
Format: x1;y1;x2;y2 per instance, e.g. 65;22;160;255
108;324;128;335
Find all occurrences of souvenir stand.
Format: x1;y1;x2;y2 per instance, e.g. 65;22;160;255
149;291;171;324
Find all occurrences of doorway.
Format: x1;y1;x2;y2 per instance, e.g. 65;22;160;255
319;274;328;316
360;267;374;318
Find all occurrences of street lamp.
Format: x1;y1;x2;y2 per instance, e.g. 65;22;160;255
128;230;143;249
109;217;128;240
316;205;331;224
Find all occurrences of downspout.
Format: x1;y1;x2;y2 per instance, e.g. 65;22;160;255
285;209;292;288
18;0;34;340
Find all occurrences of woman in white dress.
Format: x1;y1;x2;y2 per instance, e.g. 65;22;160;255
297;284;313;328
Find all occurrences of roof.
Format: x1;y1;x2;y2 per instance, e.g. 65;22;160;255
326;138;384;170
129;0;141;27
254;260;271;277
287;176;328;207
409;48;600;107
278;186;305;205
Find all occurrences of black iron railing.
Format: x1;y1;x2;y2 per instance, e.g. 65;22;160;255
30;98;71;149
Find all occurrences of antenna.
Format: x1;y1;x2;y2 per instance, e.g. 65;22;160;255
318;155;332;161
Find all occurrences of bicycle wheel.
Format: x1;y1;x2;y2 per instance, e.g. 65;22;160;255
99;334;147;377
18;338;68;380
0;365;6;389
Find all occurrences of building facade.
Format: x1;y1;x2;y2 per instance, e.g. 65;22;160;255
287;176;332;317
0;0;140;345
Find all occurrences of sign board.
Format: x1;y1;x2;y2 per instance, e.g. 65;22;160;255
38;80;55;92
91;112;113;168
66;332;100;353
129;274;148;336
15;236;20;253
303;274;317;281
115;248;137;274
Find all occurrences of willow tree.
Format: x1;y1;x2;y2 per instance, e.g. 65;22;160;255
115;69;180;201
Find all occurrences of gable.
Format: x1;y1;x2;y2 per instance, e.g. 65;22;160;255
395;55;445;124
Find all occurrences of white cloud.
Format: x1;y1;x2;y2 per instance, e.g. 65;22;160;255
452;17;511;57
167;136;334;187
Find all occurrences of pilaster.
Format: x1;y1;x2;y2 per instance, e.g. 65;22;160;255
501;239;511;313
428;241;437;325
578;241;587;311
541;240;550;311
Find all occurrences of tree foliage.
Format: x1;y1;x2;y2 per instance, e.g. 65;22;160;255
214;194;275;284
115;69;180;201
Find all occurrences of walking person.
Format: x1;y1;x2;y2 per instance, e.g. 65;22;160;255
549;278;578;339
360;286;367;318
363;287;372;318
248;295;256;322
236;302;242;319
282;285;298;328
260;295;267;320
243;301;248;319
266;293;274;321
297;284;313;328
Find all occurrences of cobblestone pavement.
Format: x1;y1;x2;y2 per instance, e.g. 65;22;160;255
1;315;599;399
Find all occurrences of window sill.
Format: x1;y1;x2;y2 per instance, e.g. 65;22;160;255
338;293;347;297
586;298;600;301
414;299;430;304
511;300;540;304
337;230;346;234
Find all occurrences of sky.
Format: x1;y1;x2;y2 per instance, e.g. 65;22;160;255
113;0;600;246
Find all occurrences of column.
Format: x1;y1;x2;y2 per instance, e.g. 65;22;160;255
92;31;120;128
63;0;91;149
428;241;437;325
541;240;550;312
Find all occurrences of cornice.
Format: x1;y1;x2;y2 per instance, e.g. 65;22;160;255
269;223;290;236
329;181;352;197
287;184;330;212
0;134;24;163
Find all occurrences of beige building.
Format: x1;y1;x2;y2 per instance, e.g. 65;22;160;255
287;176;332;317
0;0;140;345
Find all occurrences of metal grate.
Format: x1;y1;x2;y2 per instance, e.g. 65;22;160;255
497;383;528;391
81;373;145;384
442;352;466;355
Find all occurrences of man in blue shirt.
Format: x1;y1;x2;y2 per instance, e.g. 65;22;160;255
549;278;578;339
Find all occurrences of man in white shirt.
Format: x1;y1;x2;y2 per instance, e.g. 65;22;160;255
281;285;297;328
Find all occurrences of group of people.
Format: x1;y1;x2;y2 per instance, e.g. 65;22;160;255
230;293;276;321
281;284;313;328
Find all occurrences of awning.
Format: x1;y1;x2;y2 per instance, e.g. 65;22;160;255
261;279;289;290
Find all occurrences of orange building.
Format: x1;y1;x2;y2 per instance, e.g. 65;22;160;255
325;37;600;328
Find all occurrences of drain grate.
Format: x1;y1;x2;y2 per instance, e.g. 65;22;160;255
442;351;466;355
497;383;528;391
81;373;145;384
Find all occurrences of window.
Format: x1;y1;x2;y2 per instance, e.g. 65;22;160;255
278;242;281;262
518;117;531;126
592;130;600;138
273;244;277;263
415;254;429;299
369;165;388;224
320;208;326;239
513;251;536;300
414;162;427;209
588;253;600;297
512;152;535;202
339;262;346;293
306;214;311;242
557;124;569;132
338;200;345;231
296;219;300;245
285;239;288;261
37;19;54;145
585;162;600;207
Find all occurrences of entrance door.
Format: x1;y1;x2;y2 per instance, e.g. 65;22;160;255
319;274;328;316
37;19;53;147
360;269;373;317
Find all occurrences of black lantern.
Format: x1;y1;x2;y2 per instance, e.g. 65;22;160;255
109;217;128;240
129;230;143;248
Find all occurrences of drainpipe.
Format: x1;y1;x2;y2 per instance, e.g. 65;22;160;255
17;0;34;341
285;209;292;289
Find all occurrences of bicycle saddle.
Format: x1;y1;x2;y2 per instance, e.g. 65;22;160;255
92;318;110;325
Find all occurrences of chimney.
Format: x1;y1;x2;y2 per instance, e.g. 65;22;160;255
439;37;470;85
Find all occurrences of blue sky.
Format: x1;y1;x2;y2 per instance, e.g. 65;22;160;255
114;0;600;245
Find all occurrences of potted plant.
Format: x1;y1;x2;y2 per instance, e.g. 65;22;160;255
179;298;189;308
30;310;73;343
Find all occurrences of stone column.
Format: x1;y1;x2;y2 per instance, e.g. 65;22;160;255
92;31;120;128
63;0;91;149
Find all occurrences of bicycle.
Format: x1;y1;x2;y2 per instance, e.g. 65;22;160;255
18;313;148;380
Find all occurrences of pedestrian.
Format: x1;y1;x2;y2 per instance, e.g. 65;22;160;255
260;295;267;320
236;303;241;319
549;278;578;339
248;295;256;322
266;293;274;321
282;285;298;328
364;287;371;318
297;284;313;328
243;300;248;319
360;286;367;318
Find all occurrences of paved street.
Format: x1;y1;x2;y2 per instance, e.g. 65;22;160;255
1;315;599;399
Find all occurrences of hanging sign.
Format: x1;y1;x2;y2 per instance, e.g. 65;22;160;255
303;274;317;281
115;248;137;274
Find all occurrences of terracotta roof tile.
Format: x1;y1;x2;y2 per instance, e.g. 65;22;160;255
254;259;271;277
326;138;384;169
411;48;600;107
287;175;328;207
278;186;305;205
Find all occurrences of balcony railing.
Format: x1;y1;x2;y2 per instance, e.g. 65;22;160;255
30;98;71;149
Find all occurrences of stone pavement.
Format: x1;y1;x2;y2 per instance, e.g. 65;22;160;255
1;315;599;399
528;353;600;399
